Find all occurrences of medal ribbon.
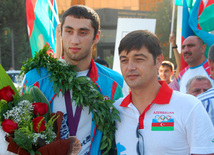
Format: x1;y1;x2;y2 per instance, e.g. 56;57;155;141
64;90;82;136
64;63;92;136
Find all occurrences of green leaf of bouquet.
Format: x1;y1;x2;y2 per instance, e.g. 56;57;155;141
99;141;108;151
0;64;19;98
13;94;34;106
35;151;42;155
0;100;9;122
13;129;33;152
29;86;51;122
30;150;36;155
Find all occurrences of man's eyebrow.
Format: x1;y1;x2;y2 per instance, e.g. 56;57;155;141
63;26;90;31
120;55;127;60
182;43;196;48
64;26;73;29
134;53;147;58
79;27;90;31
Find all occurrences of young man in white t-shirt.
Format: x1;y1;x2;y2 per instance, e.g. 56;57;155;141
114;30;214;155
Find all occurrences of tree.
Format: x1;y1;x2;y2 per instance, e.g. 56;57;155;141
0;0;30;70
147;0;177;63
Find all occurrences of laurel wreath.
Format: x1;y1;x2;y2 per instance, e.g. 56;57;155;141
20;45;120;154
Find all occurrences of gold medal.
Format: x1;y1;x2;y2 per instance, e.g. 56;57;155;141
67;136;81;155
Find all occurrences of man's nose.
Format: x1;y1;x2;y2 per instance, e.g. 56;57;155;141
70;33;80;44
127;61;136;70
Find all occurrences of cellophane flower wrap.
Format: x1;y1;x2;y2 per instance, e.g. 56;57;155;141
0;65;59;155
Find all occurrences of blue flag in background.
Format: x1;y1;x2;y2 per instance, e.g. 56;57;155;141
189;0;214;58
176;0;194;8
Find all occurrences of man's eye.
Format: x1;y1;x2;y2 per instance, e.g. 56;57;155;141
194;89;200;93
80;31;87;35
187;44;195;47
66;30;72;33
120;59;127;63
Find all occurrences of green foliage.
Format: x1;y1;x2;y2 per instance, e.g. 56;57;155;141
21;46;121;154
13;129;33;152
0;0;30;70
0;100;8;122
21;45;78;95
147;0;177;62
44;114;59;143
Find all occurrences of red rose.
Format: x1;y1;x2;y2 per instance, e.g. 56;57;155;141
33;116;46;133
1;119;18;134
32;102;48;116
0;86;15;102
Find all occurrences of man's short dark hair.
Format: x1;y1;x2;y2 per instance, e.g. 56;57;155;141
118;30;162;64
61;5;100;39
208;44;214;63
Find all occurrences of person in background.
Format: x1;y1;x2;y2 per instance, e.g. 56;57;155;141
197;44;214;125
158;32;180;91
95;58;109;68
159;61;179;90
179;36;213;93
114;30;214;155
186;75;212;96
7;67;14;72
22;5;127;154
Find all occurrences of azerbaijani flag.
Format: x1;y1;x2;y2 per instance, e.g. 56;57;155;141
180;0;195;70
151;119;174;131
189;0;214;58
26;0;59;58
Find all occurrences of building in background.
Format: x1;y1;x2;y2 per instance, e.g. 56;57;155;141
56;0;163;14
56;0;162;61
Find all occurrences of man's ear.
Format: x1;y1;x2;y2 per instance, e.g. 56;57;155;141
201;44;207;54
156;54;163;69
171;70;175;76
93;30;100;44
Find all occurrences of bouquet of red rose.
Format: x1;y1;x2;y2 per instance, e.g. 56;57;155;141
0;84;61;154
0;65;69;155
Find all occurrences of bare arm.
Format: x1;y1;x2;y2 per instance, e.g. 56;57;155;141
54;24;62;59
169;32;180;79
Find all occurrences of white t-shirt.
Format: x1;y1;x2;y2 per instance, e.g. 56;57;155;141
179;62;214;93
52;70;92;155
114;82;214;155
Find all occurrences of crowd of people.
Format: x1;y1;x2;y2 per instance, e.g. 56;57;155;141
3;4;214;155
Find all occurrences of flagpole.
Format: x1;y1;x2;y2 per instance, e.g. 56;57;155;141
47;0;60;24
169;0;176;59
